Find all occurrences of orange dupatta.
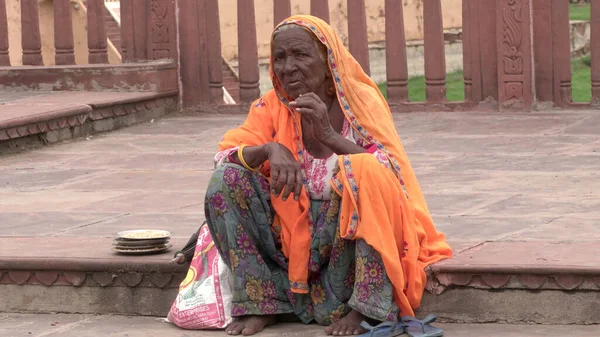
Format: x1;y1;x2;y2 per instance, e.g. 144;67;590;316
218;15;452;315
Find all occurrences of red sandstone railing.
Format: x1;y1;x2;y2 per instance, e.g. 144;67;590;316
183;0;462;110
1;0;599;111
0;0;176;66
592;0;600;105
0;0;6;67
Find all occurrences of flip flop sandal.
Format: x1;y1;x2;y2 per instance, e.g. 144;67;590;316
358;321;405;337
401;314;444;337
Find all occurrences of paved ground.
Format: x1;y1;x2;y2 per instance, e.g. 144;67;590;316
1;111;599;249
1;111;599;333
0;91;55;104
1;313;598;337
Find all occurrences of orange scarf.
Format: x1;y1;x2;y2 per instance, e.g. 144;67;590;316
218;15;452;316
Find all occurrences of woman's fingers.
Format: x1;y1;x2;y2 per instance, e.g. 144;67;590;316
290;93;321;110
281;168;297;201
297;110;316;125
273;169;288;197
292;169;303;201
296;96;319;110
267;144;305;201
272;164;304;201
296;108;317;123
270;167;280;195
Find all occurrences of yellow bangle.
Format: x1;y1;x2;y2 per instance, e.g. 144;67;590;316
238;145;260;172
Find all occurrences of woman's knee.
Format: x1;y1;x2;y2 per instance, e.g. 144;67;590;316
208;163;249;191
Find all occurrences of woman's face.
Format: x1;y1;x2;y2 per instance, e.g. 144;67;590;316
272;26;330;100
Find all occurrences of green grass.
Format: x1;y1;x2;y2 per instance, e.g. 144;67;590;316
378;56;592;103
378;71;464;102
569;3;591;21
572;55;592;102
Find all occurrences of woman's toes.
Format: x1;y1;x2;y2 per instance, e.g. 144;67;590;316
324;326;335;335
231;323;245;335
241;327;256;336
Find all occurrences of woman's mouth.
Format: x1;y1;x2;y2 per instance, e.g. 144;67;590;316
287;81;302;88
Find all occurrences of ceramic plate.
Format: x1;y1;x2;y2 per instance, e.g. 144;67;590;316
112;242;170;250
112;244;172;255
116;229;171;240
113;238;169;247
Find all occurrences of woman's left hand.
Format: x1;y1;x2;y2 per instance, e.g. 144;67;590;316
290;93;335;142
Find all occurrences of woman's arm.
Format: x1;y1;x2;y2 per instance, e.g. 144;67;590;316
216;96;276;168
321;132;366;155
232;143;273;169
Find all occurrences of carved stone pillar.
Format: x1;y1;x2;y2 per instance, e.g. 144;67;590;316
0;0;9;66
147;0;177;61
21;1;43;65
310;0;329;23
237;0;260;102
496;0;533;110
592;0;600;105
423;0;447;103
87;0;109;63
347;0;370;75
385;0;408;103
54;0;75;65
274;0;291;27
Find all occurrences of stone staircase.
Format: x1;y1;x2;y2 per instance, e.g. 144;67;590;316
222;59;240;103
103;6;122;56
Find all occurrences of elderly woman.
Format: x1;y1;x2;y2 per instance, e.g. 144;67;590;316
205;15;452;336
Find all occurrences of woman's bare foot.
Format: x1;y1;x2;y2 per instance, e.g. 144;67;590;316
324;310;368;336
225;315;276;336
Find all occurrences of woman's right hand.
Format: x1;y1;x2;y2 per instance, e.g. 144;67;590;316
265;143;303;201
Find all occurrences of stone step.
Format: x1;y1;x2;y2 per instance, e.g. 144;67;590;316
420;241;600;325
0;90;178;152
0;237;187;316
1;236;598;324
2;313;600;337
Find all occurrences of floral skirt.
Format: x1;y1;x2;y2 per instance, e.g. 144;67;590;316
204;164;399;325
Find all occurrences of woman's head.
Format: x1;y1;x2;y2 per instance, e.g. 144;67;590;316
271;24;334;100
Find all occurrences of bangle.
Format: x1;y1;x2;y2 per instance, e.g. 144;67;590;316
238;145;260;172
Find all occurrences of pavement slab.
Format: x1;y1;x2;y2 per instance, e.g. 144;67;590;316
0;110;600;242
0;110;599;259
1;110;600;324
0;313;599;337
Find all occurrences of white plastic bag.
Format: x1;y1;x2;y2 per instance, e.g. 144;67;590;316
168;225;233;329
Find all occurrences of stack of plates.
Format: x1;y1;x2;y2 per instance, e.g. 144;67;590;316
112;229;172;255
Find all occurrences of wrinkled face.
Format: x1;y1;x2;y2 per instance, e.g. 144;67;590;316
272;26;330;100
